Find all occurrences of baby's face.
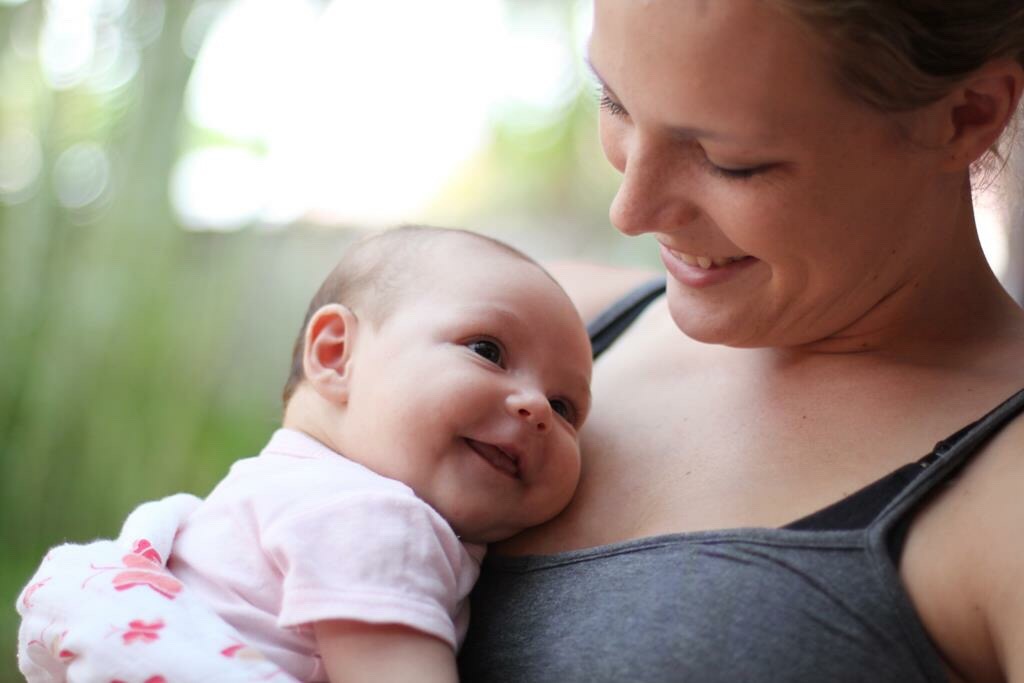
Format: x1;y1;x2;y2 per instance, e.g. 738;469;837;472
339;243;592;543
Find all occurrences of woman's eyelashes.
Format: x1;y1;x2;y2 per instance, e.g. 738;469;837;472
597;87;628;118
703;159;769;180
467;338;505;367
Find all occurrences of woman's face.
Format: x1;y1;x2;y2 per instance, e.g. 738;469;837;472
589;0;954;348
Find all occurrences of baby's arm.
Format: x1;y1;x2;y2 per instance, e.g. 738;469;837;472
315;620;457;683
264;491;479;683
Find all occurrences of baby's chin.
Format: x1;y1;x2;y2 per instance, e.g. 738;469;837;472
453;520;528;546
451;508;564;545
442;491;574;544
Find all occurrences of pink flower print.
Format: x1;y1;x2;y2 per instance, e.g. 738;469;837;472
131;539;163;564
221;640;288;680
26;622;75;665
111;677;166;683
221;640;268;661
85;544;184;599
111;554;183;599
21;576;52;609
121;619;164;645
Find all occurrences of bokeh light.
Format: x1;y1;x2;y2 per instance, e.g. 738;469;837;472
977;186;1011;278
172;0;596;231
39;3;97;89
170;147;268;230
53;141;111;209
86;23;140;93
0;127;42;204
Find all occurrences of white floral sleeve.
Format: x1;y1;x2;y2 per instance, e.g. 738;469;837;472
16;494;299;683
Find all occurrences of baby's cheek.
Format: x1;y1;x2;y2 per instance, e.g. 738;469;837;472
541;440;583;516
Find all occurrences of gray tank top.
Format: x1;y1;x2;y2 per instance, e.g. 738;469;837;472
458;278;1024;682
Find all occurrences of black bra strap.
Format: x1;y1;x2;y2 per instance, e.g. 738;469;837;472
871;387;1024;558
588;278;667;360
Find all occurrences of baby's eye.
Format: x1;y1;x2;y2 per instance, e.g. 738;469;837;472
549;398;576;425
467;339;504;367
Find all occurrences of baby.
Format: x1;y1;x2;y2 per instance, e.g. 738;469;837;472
167;225;593;682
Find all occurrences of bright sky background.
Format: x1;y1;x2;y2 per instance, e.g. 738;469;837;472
171;0;590;232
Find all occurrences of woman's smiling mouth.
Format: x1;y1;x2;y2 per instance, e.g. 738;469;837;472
662;245;751;269
658;242;759;288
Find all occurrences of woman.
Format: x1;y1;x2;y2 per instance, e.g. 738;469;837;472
459;1;1024;681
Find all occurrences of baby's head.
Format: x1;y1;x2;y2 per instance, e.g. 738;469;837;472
282;226;593;543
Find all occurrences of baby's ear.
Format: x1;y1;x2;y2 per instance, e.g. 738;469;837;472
303;304;358;404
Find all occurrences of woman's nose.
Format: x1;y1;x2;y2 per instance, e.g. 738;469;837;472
607;133;701;237
506;390;551;433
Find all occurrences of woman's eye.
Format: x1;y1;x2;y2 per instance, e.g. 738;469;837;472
467;340;503;366
549;398;576;425
704;158;771;181
597;88;628;118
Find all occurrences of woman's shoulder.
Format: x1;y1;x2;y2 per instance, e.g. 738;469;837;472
969;412;1024;678
543;260;662;323
901;387;1024;682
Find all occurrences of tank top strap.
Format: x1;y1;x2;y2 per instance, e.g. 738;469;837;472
869;387;1024;555
588;277;667;359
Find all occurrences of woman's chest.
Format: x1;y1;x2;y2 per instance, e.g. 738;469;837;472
534;367;941;547
506;337;1013;558
461;536;944;683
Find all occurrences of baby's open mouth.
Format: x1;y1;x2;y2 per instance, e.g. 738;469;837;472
465;438;520;479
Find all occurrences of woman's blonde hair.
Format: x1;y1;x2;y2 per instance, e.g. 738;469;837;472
773;1;1024;164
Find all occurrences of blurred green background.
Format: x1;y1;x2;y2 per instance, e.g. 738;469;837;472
0;0;650;677
1;1;1022;680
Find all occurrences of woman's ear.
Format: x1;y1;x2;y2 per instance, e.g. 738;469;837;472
936;58;1024;170
302;303;359;404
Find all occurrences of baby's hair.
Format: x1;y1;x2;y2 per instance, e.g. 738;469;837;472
281;225;550;405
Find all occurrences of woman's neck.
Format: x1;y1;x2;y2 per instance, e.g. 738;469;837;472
793;187;1024;360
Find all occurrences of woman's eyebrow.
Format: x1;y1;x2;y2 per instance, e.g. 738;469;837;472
585;55;720;140
584;54;778;146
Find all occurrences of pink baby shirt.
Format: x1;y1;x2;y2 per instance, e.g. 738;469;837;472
169;429;485;682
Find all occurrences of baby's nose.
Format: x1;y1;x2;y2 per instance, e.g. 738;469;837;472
507;391;551;433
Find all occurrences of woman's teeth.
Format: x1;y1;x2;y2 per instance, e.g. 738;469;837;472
672;249;748;270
